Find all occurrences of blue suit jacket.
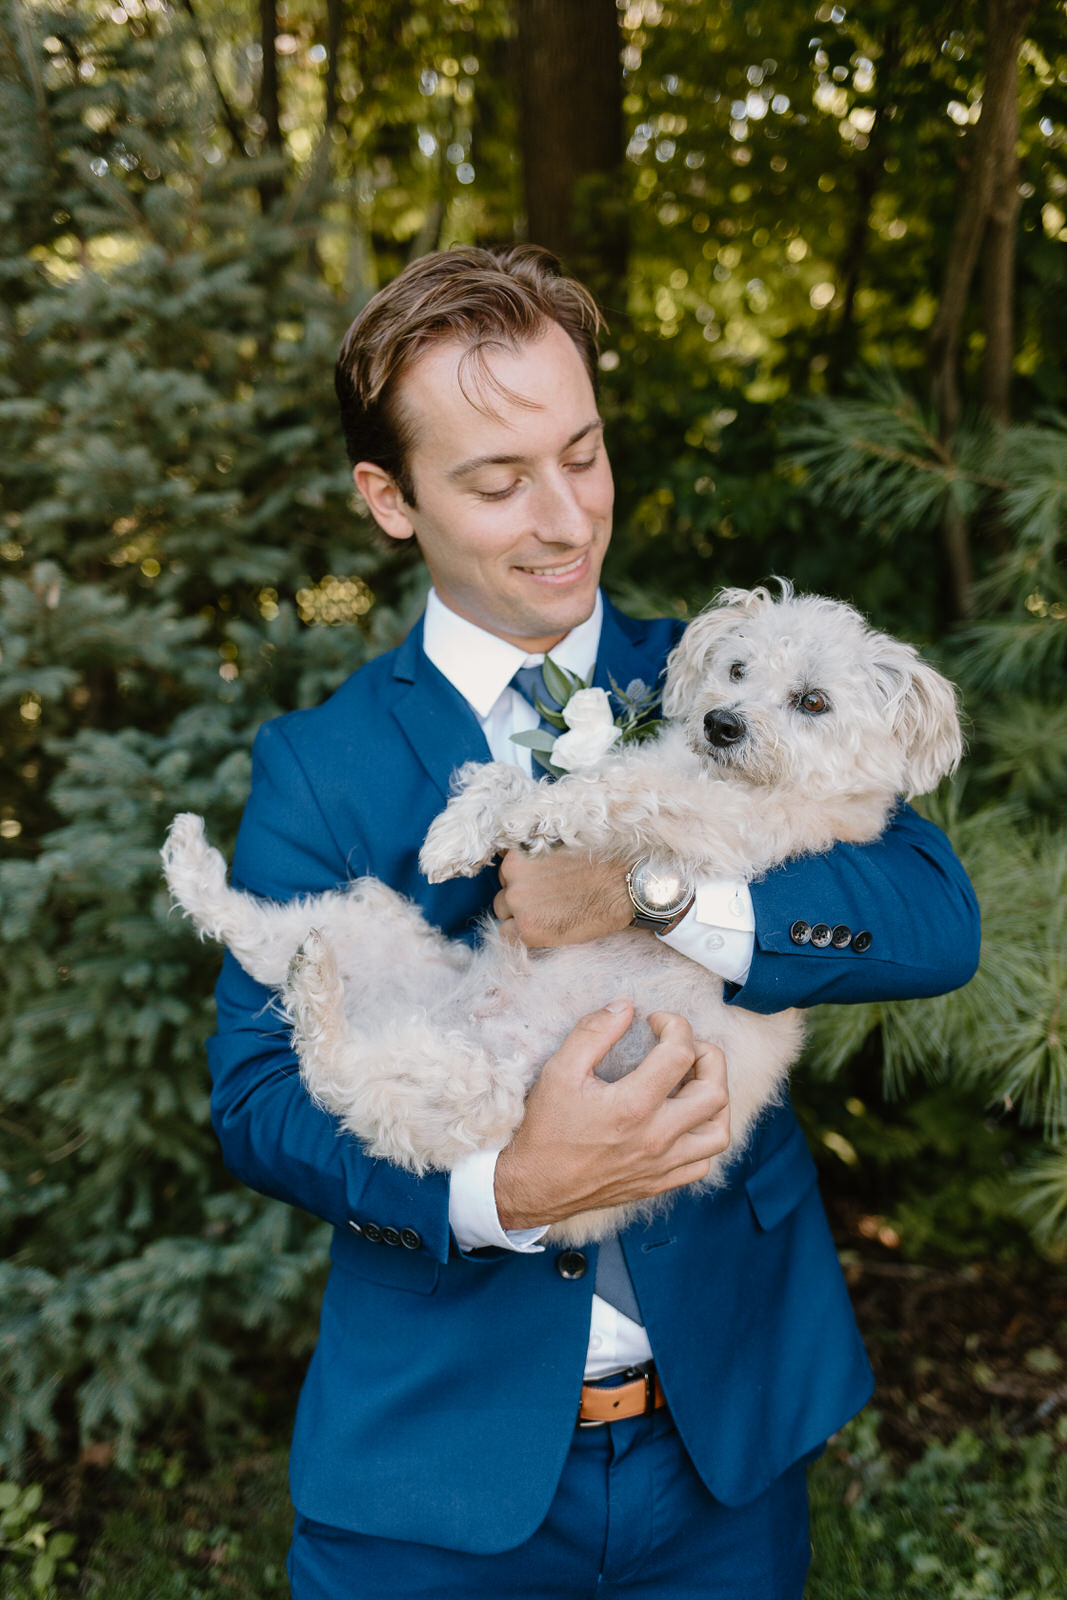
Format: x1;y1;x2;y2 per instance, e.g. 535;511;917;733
208;597;980;1553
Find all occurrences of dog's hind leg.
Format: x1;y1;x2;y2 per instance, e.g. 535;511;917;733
285;929;529;1172
162;813;328;988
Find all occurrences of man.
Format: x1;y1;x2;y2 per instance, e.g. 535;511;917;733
210;244;980;1598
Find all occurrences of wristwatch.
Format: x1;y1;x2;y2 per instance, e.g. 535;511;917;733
626;858;695;935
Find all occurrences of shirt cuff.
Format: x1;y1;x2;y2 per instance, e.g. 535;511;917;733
448;1147;548;1254
658;878;755;985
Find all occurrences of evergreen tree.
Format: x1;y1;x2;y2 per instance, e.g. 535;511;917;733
0;0;424;1470
789;374;1067;1243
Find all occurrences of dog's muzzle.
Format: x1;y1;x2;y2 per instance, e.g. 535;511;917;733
703;708;746;749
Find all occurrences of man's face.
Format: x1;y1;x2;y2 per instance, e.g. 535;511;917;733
365;321;614;652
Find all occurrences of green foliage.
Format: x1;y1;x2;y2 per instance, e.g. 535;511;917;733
791;388;1067;1243
0;0;430;1474
808;1416;1067;1599
0;1479;77;1596
796;1075;1034;1264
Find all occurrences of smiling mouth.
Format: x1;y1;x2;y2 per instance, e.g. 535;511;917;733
515;553;589;578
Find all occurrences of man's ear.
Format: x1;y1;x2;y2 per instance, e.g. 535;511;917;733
353;463;415;543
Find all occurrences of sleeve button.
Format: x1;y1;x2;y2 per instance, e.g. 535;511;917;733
831;924;852;949
362;1221;383;1244
852;930;873;953
346;1219;363;1237
381;1226;402;1247
400;1228;423;1251
789;920;812;945
810;923;832;948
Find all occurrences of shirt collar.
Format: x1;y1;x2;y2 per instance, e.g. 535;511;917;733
422;589;604;720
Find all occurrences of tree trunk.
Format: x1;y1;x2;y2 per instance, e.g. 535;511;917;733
257;0;284;211
514;0;627;317
926;0;1034;620
981;46;1022;424
323;0;343;134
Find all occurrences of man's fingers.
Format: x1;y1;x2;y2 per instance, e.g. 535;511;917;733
620;1011;704;1108
544;1002;635;1080
670;1036;728;1101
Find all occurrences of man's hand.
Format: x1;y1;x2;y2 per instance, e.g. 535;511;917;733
494;1002;730;1230
494;846;632;947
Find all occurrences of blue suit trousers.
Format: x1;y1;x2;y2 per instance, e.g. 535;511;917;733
287;1403;812;1599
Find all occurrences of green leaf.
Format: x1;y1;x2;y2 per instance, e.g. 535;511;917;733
541;654;581;706
32;1549;56;1592
509;729;558;753
531;693;567;728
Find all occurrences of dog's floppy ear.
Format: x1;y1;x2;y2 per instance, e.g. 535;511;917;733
869;634;963;797
662;586;777;718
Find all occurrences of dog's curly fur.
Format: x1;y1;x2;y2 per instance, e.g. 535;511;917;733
162;585;962;1244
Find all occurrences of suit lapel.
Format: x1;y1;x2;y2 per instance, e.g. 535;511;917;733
389;620;492;802
593;597;667;702
388;598;668;802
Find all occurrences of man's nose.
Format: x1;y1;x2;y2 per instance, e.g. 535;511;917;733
531;470;592;545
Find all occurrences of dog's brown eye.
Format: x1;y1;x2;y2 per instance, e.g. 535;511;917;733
798;690;829;715
729;662;745;683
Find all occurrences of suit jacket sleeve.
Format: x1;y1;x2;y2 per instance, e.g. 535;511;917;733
206;716;454;1263
734;801;980;1013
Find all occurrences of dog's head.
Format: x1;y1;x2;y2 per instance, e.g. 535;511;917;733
662;583;963;800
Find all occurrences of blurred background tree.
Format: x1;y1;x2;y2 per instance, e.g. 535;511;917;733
0;0;1064;1476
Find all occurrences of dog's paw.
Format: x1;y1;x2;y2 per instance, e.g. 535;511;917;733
285;928;343;1027
419;807;496;882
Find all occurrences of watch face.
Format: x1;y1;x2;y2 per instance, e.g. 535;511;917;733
629;860;691;916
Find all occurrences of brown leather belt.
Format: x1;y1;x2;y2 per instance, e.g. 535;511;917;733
578;1366;666;1427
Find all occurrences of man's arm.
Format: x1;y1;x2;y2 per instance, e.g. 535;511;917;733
493;802;981;1010
207;718;454;1262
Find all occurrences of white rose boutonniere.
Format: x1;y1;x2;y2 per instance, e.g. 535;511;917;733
551;688;621;771
511;657;664;778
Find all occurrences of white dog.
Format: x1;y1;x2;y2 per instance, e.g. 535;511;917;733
162;585;962;1244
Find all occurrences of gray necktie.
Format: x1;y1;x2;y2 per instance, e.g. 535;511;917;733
509;665;644;1327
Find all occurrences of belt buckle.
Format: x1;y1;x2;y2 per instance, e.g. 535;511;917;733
576;1364;655;1429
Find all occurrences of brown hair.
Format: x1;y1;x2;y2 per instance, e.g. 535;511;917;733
334;244;605;506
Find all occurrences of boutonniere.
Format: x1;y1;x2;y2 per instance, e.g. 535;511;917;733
511;657;664;777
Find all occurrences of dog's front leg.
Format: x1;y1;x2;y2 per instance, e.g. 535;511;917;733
420;761;542;882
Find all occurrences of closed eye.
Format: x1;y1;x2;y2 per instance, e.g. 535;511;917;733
474;481;520;501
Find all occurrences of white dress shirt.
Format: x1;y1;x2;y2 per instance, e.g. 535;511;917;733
422;589;755;1376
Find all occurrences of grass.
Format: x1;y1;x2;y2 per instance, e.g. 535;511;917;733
3;1417;1066;1597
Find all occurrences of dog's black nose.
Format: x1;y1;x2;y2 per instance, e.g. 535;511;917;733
704;709;746;748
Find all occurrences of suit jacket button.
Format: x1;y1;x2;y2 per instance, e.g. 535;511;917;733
381;1226;401;1247
789;920;812;945
831;924;852;948
362;1221;383;1244
810;923;832;948
556;1250;588;1280
852;930;873;953
346;1219;363;1237
400;1228;423;1251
